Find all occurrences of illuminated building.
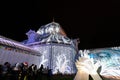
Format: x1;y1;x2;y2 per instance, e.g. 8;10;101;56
0;21;79;74
0;35;41;67
23;22;79;74
1;21;119;79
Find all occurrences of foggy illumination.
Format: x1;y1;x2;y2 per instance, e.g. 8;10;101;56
75;48;120;80
74;50;102;80
88;48;120;79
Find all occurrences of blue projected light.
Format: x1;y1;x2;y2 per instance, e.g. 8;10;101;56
88;48;120;79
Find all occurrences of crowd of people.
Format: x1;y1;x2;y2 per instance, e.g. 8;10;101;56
0;62;52;80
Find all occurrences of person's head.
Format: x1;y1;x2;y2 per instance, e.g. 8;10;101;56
4;62;9;65
15;63;20;68
23;62;28;67
40;64;43;68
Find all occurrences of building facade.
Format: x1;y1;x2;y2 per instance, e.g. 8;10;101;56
0;35;41;67
23;22;79;74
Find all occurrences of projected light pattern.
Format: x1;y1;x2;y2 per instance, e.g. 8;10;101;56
23;22;78;74
32;44;76;74
0;46;41;67
52;45;76;74
33;45;50;68
36;22;72;44
76;49;120;80
74;50;102;80
0;36;40;55
38;51;48;68
53;54;71;74
88;48;120;79
74;57;102;80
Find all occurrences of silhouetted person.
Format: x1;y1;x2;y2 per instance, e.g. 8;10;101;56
47;69;52;80
12;63;21;80
2;62;11;80
89;75;93;80
0;65;3;79
20;62;29;80
37;64;44;80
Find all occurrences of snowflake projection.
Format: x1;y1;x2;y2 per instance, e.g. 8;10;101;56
53;54;71;74
32;44;77;74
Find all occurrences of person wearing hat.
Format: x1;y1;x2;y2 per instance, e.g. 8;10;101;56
20;62;29;80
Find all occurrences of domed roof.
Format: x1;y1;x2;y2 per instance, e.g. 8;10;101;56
37;22;66;36
36;22;72;44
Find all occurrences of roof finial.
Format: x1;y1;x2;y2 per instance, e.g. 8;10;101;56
52;17;55;22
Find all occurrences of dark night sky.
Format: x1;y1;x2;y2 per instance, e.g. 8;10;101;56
0;0;120;50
